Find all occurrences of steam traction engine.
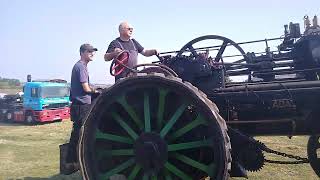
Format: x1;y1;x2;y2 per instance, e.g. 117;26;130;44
77;16;320;179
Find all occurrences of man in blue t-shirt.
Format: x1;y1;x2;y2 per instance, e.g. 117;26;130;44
64;43;98;174
104;21;159;81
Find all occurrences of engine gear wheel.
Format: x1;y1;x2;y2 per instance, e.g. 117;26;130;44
238;141;265;172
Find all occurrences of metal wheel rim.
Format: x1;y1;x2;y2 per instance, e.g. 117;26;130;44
26;115;33;123
79;75;228;180
7;112;12;120
308;135;320;177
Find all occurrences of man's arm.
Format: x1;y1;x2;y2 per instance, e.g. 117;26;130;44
132;39;157;57
141;49;158;57
81;82;97;93
104;48;122;61
77;65;96;93
104;41;123;61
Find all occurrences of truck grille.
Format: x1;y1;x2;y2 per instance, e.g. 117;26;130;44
44;103;69;109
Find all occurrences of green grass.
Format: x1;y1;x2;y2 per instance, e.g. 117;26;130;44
232;136;318;180
0;121;318;180
0;121;80;180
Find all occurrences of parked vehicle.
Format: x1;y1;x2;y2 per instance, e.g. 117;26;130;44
0;77;70;124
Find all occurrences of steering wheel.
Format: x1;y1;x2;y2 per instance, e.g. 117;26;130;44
110;51;130;76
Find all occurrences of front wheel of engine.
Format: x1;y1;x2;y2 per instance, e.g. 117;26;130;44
79;74;230;180
308;135;320;177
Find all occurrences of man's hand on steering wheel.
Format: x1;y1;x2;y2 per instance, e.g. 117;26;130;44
153;49;159;56
114;48;122;57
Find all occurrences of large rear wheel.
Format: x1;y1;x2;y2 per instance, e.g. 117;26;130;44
79;74;230;180
308;135;320;177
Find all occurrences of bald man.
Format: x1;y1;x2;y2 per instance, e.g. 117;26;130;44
104;22;158;81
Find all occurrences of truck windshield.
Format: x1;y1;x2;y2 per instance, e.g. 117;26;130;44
40;86;70;98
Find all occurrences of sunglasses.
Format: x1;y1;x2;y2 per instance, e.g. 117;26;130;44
86;50;96;54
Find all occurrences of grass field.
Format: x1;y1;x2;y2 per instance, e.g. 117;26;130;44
0;88;21;95
0;120;318;180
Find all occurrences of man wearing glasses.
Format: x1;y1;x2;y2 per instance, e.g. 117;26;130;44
64;43;98;174
104;21;158;81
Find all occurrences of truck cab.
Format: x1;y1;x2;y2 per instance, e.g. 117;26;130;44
0;75;71;123
23;82;70;110
22;81;70;123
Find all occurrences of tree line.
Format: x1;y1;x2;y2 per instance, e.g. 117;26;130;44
0;77;21;88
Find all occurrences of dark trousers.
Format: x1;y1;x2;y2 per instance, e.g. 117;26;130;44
66;103;91;163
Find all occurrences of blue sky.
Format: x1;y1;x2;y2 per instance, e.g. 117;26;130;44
1;0;319;84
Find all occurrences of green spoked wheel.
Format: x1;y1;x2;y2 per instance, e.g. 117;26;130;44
307;135;320;177
79;74;230;180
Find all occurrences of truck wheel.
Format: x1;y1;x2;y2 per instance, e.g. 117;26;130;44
25;114;34;124
0;111;4;121
6;111;13;122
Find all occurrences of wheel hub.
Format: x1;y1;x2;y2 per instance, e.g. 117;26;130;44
134;132;168;174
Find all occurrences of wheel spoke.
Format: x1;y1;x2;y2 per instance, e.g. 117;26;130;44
142;173;149;180
164;170;173;180
214;41;228;62
96;149;134;159
187;45;198;57
95;129;134;144
99;158;135;180
111;149;134;156
127;164;141;180
112;112;139;140
164;162;193;180
157;89;169;129
168;114;207;141
160;103;187;138
117;95;143;129
171;152;211;173
168;140;210;151
144;92;151;132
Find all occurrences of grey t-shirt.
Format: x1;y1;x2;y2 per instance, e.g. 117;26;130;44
70;60;91;104
106;38;144;54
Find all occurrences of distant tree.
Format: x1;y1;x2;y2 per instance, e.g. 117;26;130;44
0;77;21;88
